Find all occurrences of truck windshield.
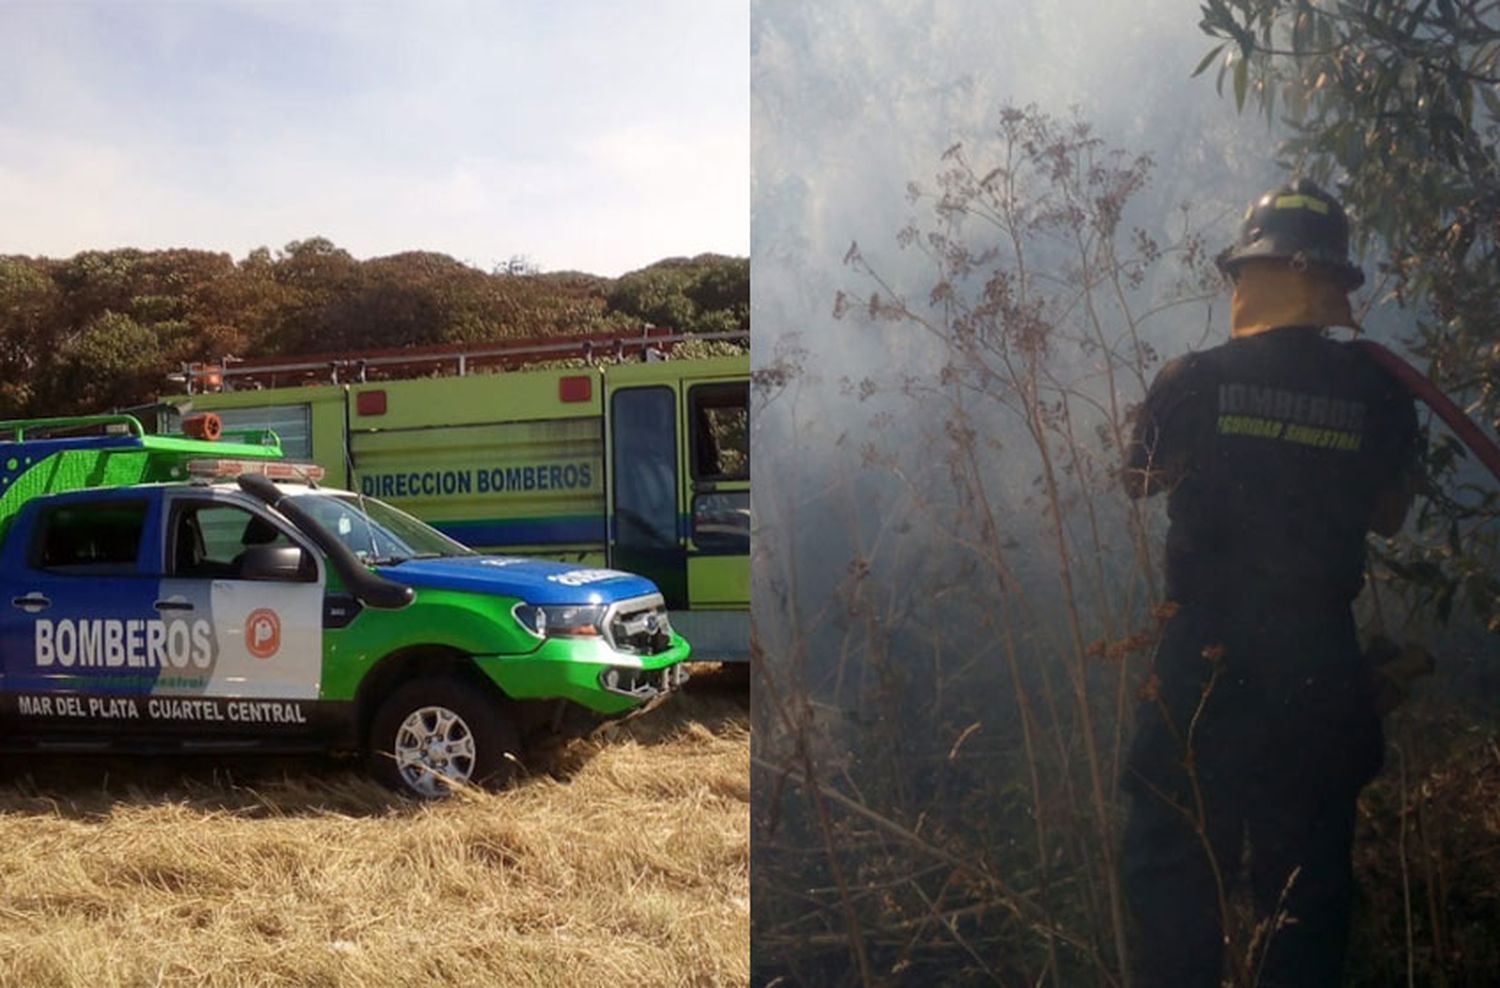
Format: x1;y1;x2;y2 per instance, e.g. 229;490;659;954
291;492;475;564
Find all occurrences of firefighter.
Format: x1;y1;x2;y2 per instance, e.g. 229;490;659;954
1120;179;1422;987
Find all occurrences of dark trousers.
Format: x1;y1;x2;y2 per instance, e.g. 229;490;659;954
1121;600;1381;988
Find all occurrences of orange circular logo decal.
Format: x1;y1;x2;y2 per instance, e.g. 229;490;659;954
245;609;281;659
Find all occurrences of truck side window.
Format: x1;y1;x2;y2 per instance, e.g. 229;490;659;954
687;383;749;553
35;500;148;576
688;382;750;482
172;503;297;580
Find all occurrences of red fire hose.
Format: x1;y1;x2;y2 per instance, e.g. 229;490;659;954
1351;339;1500;485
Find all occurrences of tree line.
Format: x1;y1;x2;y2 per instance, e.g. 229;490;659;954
0;239;747;416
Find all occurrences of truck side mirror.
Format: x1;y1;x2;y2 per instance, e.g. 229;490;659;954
237;544;316;582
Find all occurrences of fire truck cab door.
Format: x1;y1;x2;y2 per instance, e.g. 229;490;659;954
676;375;750;663
604;368;751;662
604;382;688;608
680;377;749;609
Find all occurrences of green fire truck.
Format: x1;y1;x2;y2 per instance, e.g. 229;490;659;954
163;329;750;665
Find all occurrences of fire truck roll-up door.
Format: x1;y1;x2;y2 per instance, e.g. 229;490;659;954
348;418;606;559
340;369;609;561
604;369;749;663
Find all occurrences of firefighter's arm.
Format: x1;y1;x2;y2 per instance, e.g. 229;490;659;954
1123;356;1194;499
1369;473;1416;537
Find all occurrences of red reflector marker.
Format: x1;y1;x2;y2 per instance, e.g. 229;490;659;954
559;375;593;403
356;390;388;416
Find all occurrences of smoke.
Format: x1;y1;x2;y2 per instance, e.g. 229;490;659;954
755;0;1281;352
752;0;1287;644
749;9;1289;970
750;6;1500;980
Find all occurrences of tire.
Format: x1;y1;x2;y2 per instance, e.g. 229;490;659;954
367;677;522;798
719;661;751;688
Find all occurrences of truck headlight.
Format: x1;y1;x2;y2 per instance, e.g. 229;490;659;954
513;603;608;639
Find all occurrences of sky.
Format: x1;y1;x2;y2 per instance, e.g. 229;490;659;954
0;0;748;276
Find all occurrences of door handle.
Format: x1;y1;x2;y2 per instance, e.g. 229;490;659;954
11;594;50;613
154;599;195;612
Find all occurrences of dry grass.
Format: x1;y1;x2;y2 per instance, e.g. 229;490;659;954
0;666;749;988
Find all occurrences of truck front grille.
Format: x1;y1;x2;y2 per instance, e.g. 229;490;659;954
606;595;673;655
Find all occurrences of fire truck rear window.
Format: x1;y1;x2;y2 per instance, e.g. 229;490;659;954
36;501;148;574
212;404;312;459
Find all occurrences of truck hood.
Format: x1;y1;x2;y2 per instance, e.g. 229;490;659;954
374;555;661;606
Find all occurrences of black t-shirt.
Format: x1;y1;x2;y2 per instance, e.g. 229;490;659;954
1127;328;1420;606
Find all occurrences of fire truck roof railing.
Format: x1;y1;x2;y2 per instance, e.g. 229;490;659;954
0;414;148;442
0;414;283;458
173;327;749;393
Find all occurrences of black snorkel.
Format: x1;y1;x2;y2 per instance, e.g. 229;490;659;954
237;473;415;610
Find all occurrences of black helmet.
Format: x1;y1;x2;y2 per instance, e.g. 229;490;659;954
1216;178;1364;290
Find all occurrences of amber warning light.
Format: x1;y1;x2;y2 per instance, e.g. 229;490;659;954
186;459;326;482
181;413;223;440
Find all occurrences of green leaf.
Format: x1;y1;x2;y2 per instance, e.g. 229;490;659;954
1193;43;1226;78
1197;0;1230;35
1234;55;1249;111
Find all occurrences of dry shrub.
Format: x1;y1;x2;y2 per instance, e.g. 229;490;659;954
1350;704;1500;986
754;104;1211;986
0;666;748;988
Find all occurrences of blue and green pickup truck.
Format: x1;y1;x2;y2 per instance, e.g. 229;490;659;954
0;415;691;797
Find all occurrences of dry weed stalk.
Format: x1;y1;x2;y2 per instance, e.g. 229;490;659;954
754;105;1219;985
755;101;1500;987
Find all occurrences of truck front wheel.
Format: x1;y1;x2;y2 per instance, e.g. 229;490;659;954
368;678;523;798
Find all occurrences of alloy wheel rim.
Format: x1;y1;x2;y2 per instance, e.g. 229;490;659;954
393;705;478;797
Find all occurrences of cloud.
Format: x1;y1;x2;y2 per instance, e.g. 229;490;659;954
0;0;748;275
